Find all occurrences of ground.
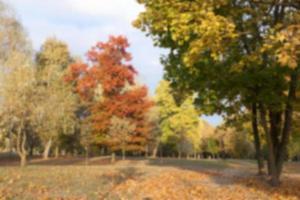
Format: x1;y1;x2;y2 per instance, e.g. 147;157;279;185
0;157;300;200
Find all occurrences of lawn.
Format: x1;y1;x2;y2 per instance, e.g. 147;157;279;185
0;157;299;200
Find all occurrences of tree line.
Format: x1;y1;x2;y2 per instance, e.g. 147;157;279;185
0;1;262;165
0;1;202;166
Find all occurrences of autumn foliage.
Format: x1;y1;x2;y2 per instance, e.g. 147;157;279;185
66;36;153;152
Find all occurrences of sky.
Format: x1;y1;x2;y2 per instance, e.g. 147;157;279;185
5;0;222;126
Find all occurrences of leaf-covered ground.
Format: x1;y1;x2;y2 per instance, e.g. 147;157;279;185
0;157;299;200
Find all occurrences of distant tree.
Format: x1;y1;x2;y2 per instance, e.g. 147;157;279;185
169;97;199;158
221;127;254;159
0;1;33;167
155;80;178;146
35;38;77;160
108;116;136;160
145;106;161;158
155;80;199;158
199;121;218;158
33;77;78;159
0;66;36;167
66;36;153;154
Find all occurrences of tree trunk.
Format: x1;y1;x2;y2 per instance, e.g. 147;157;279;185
16;123;27;167
122;148;126;160
122;147;126;160
267;159;271;176
276;70;298;181
8;131;13;153
99;147;104;156
251;103;264;175
43;139;52;160
159;145;163;163
152;146;158;158
111;152;116;163
152;141;160;158
260;70;298;186
85;146;89;165
20;154;26;167
259;104;279;185
29;145;34;157
178;151;182;159
55;146;59;158
145;144;149;158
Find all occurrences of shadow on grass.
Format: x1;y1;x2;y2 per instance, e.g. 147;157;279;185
99;167;144;199
147;158;231;171
147;158;300;199
0;155;114;167
30;156;112;166
207;172;300;199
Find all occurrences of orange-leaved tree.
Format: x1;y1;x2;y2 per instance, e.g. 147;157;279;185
66;36;153;155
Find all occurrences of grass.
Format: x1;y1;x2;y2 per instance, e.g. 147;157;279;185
0;157;299;199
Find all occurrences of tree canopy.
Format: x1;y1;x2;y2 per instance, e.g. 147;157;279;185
135;0;300;185
66;36;154;153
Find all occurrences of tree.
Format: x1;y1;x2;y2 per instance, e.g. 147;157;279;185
66;36;153;154
33;76;78;159
199;120;218;158
135;0;300;185
35;38;77;160
155;80;199;158
0;66;36;167
0;1;33;167
145;106;161;158
108;116;136;160
169;97;200;158
221;127;254;159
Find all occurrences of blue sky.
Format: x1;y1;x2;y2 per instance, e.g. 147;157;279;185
6;0;222;126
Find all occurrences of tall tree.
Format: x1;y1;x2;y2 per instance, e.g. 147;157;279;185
0;1;33;167
0;66;36;167
66;36;153;154
35;38;77;159
135;0;300;185
169;97;200;158
155;80;199;158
